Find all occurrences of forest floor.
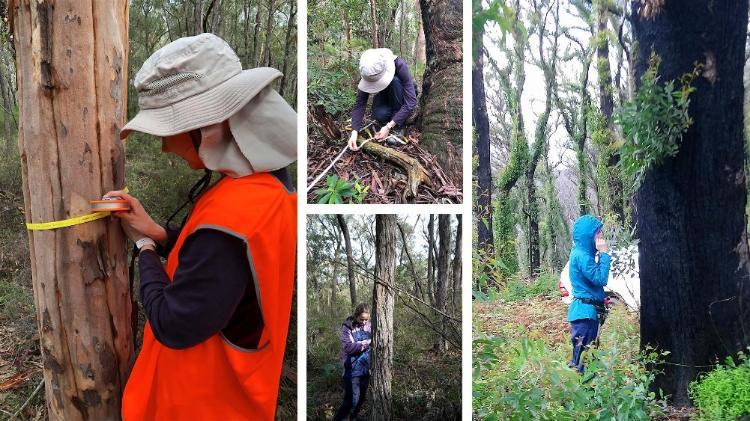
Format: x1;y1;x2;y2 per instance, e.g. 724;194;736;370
0;139;297;419
306;116;462;204
307;302;461;420
473;277;695;420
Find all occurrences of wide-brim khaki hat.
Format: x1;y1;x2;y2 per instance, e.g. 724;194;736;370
121;33;282;139
357;48;396;94
121;67;282;139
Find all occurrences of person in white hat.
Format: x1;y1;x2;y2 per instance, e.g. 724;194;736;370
347;48;418;150
101;33;297;420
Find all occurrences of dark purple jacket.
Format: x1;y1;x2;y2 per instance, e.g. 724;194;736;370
340;318;371;377
351;57;417;131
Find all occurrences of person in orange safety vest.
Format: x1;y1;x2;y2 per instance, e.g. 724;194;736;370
105;33;296;420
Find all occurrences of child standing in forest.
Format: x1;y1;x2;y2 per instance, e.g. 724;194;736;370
347;48;417;151
567;215;611;373
334;303;372;420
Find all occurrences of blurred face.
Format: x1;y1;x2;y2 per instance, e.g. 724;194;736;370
356;312;370;325
161;129;204;170
595;230;603;242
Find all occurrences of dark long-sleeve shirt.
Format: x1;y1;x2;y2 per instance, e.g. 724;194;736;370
136;168;293;350
351;57;417;131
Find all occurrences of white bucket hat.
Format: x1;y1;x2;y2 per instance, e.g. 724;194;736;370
121;33;296;174
357;48;396;94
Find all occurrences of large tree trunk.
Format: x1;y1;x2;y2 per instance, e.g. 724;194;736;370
337;214;357;306
370;215;396;421
417;0;462;186
9;0;133;418
472;0;494;285
434;214;450;352
632;0;750;405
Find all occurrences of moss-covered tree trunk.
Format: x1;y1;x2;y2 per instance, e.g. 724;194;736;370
632;0;750;405
417;0;462;186
9;0;133;418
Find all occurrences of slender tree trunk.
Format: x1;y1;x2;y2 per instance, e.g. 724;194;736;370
369;0;379;48
596;3;624;222
417;0;462;186
434;215;450;352
371;215;396;421
451;215;461;315
9;0;133;418
427;214;435;306
279;0;295;97
414;0;426;68
632;0;750;405
262;0;275;67
252;4;262;66
337;215;357;306
473;0;494;285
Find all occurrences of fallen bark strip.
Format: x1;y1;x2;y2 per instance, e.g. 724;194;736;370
361;141;430;198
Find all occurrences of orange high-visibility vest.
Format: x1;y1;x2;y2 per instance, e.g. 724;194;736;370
122;173;296;420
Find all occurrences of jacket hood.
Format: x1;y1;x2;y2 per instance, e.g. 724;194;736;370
572;215;603;254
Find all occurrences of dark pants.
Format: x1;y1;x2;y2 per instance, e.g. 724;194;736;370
570;318;599;373
333;375;370;421
371;77;404;125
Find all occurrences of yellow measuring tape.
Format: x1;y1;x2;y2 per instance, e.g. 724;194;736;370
25;187;129;231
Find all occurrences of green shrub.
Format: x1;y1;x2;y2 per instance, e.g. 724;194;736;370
308;60;358;116
615;52;696;186
689;349;750;420
473;335;665;420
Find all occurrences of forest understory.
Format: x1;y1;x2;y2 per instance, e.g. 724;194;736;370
473;281;698;420
307;116;462;204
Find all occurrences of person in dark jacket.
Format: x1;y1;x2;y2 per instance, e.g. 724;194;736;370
347;48;417;151
567;215;611;373
334;303;372;421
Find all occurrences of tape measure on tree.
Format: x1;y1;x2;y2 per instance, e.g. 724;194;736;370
25;187;130;231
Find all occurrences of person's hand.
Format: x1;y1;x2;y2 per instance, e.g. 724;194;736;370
103;190;166;243
595;237;608;252
374;126;390;141
348;131;360;151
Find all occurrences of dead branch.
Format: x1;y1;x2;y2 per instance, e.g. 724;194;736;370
361;141;429;199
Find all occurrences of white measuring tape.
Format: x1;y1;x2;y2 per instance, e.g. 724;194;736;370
306;138;373;194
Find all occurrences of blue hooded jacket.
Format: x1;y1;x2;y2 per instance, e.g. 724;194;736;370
567;215;611;322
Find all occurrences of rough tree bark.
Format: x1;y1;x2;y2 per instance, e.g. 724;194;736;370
9;0;134;418
418;0;462;186
336;214;357;306
370;215;396;421
632;0;750;405
434;214;450;352
426;214;435;306
472;0;494;284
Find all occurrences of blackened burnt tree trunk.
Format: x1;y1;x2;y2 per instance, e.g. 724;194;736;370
418;0;463;186
632;0;750;405
337;214;357;306
371;215;396;420
473;0;494;285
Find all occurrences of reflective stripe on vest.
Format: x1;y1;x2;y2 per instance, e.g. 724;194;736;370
122;173;296;420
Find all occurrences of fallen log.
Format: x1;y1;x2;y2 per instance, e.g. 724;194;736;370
361;141;430;199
